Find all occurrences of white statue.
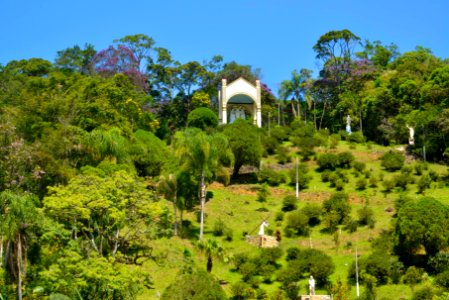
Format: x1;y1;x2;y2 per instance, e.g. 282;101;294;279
406;125;415;145
309;275;315;295
258;221;268;235
229;108;246;123
346;115;352;135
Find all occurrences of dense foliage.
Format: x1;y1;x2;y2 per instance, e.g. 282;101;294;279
1;30;449;299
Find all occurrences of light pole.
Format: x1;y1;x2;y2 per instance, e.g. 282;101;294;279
356;247;360;298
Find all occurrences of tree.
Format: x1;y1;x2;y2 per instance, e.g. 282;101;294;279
113;34;155;71
55;44;96;74
396;197;449;260
91;45;148;90
43;168;169;258
174;128;233;240
187;107;218;130
197;239;226;273
313;29;361;85
223;119;263;177
279;68;312;121
162;268;227;300
0;190;40;300
158;174;179;236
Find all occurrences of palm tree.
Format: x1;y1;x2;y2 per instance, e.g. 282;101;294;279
174;128;233;240
0;190;40;300
197;239;226;273
279;69;312;122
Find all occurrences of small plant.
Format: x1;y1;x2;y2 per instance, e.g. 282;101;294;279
257;183;270;202
282;195;298;212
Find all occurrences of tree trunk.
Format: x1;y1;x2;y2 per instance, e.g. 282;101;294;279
319;102;326;130
17;233;22;300
359;110;363;134
173;192;178;236
291;100;297;118
207;255;213;273
0;236;3;267
199;169;206;240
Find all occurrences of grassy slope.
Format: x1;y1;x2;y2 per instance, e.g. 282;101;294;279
140;141;448;299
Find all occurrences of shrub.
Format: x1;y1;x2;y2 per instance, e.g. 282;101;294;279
187;107;218;130
429;252;449;274
329;133;340;149
417;174;432;194
348;131;365;143
258;168;285;186
257;183;270;202
270;126;289;142
263;136;279;155
382;179;395;194
358;206;376;228
403;266;424;287
276;145;291;165
231;281;255;299
337;151;355;168
435;270;449;290
356;177;367;190
394;173;412;190
301;204;322;226
275;211;284;222
352;161;366;173
286;247;301;261
213;218;226;236
380;151;405;171
369;176;378;187
282;195;298;212
317;153;339;170
284;210;310;237
321;170;332;182
323;192;351;225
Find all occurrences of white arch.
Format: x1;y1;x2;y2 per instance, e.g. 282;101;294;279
218;77;262;127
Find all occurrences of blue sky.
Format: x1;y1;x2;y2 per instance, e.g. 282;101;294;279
1;0;448;94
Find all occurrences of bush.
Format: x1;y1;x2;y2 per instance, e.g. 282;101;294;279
323;192;351;225
429;252;449;274
352;161;366;173
282;195;298;212
330;133;340;149
286;247;301;261
348;131;365;143
284;210;310;237
435;270;449;290
258;168;285;186
257;183;270;202
417;174;432;194
317;153;339;170
213;218;226;236
337;151;355;168
187;107;218;130
369;176;378;187
276;145;291;165
270;126;289;142
358;205;376;228
321;170;332;182
356;177;367;190
380;151;405;171
403;266;424;287
275;211;284;222
301;204;322;226
394;173;412;190
231;281;255;299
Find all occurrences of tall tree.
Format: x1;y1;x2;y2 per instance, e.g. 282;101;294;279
55;44;96;74
279;68;312;121
0;190;40;300
223;119;263;177
174;128;233;240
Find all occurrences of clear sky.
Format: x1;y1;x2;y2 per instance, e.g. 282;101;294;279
1;0;448;94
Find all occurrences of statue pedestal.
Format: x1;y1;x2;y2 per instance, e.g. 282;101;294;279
245;235;279;248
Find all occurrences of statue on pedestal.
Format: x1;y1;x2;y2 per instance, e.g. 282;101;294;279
406;125;415;145
309;275;315;295
346;115;352;135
